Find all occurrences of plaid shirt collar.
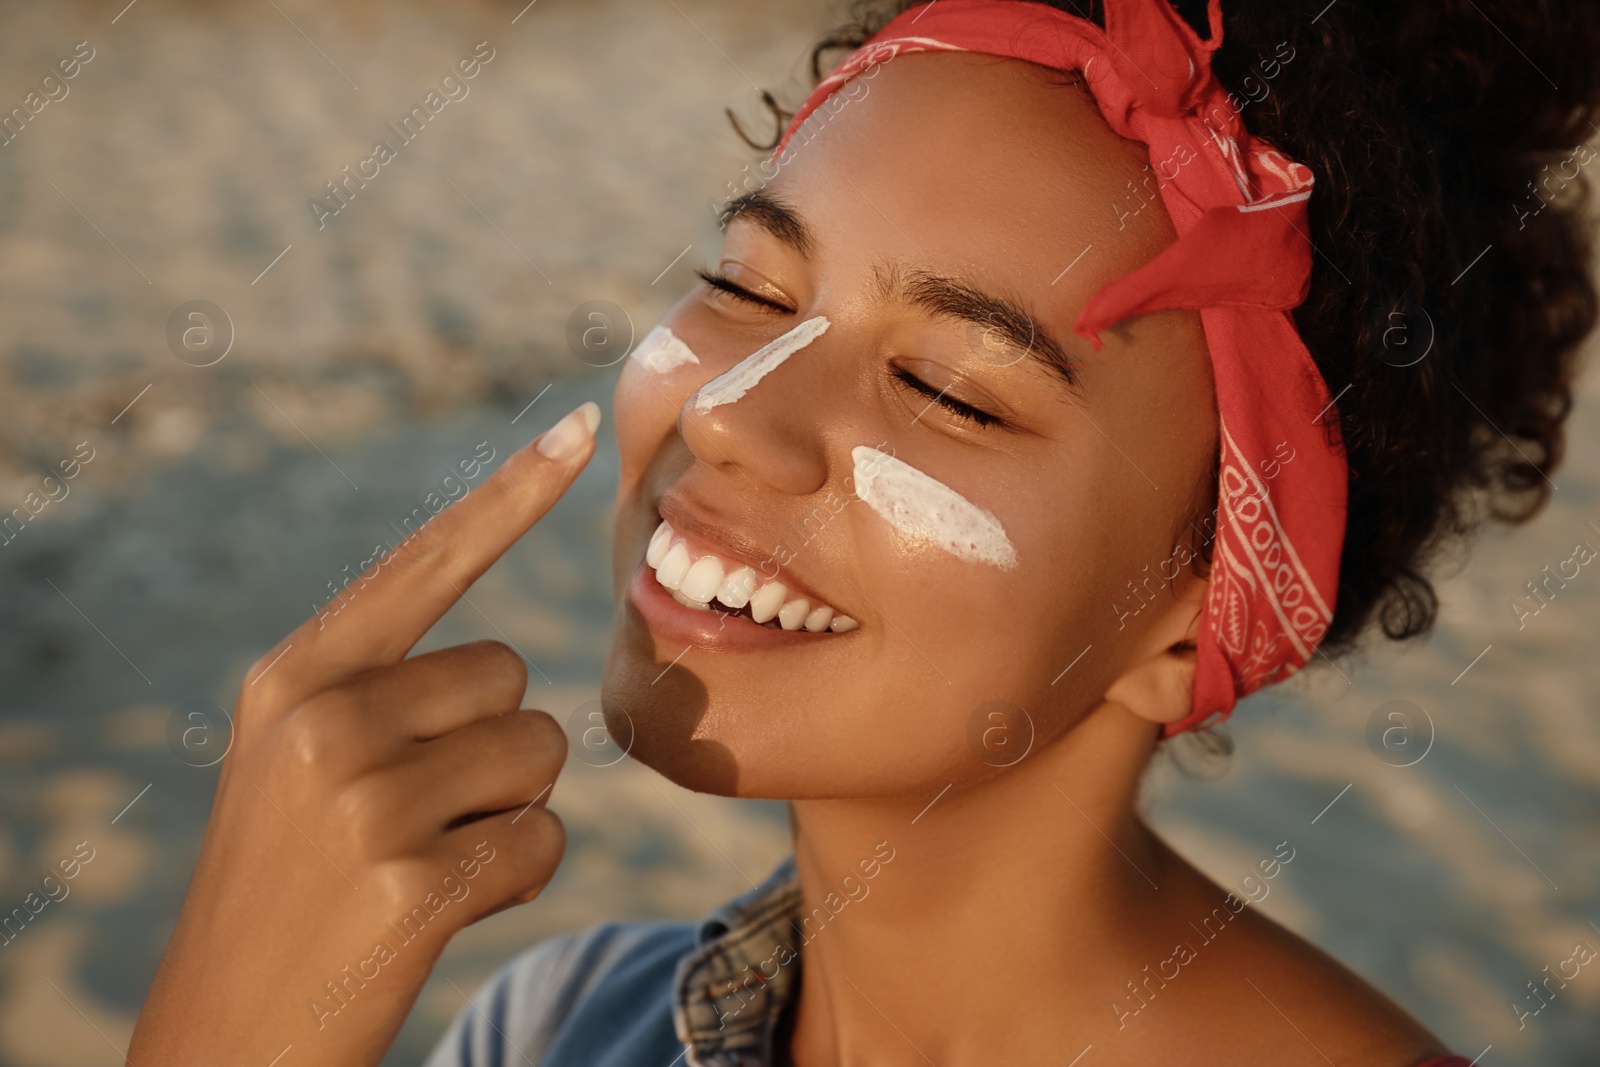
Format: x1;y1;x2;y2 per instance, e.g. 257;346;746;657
672;856;803;1066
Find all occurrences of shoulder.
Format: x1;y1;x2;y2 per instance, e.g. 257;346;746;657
423;920;696;1067
1128;848;1456;1067
1209;907;1455;1066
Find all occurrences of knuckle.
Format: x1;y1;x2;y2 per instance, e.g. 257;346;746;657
473;808;563;890
367;856;447;916
540;806;566;846
331;776;398;846
240;653;294;714
278;700;357;776
470;640;528;689
279;706;333;772
517;806;566;867
509;709;567;765
245;652;273;680
532;710;569;760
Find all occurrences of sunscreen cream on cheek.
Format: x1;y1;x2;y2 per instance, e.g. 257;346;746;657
851;445;1019;569
630;324;701;373
692;316;830;414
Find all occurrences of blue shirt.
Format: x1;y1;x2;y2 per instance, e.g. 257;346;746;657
425;857;802;1067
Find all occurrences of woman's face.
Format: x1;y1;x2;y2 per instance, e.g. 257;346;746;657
602;51;1219;798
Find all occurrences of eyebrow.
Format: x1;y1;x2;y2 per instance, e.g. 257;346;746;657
722;190;1081;390
878;263;1080;391
721;190;817;258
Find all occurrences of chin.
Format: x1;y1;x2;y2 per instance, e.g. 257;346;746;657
599;641;744;796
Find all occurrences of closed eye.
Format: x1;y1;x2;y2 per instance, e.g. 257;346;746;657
892;366;1003;429
695;268;794;314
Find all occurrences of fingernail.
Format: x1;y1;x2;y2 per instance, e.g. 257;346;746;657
537;401;602;461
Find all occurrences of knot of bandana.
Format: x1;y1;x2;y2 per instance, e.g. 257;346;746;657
772;0;1347;735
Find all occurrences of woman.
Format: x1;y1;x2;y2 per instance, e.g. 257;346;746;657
128;0;1600;1064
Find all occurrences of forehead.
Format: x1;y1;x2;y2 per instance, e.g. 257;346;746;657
762;50;1178;314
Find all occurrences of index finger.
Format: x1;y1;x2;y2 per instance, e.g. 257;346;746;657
263;401;602;692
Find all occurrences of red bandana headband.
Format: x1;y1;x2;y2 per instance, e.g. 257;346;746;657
772;0;1347;735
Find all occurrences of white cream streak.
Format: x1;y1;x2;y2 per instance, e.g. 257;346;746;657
851;446;1019;569
630;324;700;373
692;316;830;414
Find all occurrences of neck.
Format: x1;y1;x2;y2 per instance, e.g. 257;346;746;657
784;704;1176;1066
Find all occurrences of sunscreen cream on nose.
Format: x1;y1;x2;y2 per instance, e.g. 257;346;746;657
851;445;1018;569
692;316;829;414
630;324;701;373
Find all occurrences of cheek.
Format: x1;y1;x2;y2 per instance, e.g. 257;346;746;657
841;465;1138;739
849;446;1019;570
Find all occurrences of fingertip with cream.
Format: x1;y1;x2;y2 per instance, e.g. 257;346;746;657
537;401;603;461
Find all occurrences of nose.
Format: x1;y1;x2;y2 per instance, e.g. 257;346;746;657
679;319;839;498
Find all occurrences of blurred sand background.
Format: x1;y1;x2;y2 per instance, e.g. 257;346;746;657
0;0;1595;1063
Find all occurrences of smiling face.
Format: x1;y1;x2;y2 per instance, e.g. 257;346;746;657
602;51;1220;799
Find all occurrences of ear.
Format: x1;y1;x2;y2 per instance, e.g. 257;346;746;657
1100;570;1207;727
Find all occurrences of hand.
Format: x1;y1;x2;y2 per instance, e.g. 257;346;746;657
128;402;602;1067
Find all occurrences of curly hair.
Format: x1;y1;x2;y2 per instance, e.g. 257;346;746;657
731;0;1600;659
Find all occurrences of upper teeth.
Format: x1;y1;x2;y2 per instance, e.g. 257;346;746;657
645;520;858;633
